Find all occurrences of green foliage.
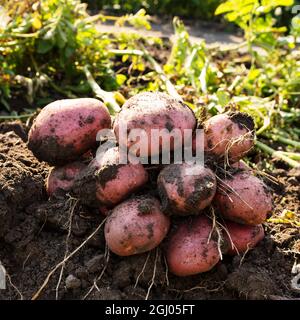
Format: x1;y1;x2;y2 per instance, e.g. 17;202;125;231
0;0;151;109
85;0;222;20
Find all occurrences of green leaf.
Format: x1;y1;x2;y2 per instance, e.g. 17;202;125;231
37;40;53;54
216;90;230;107
215;1;235;15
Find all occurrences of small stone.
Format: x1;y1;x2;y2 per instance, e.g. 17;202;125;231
65;275;81;290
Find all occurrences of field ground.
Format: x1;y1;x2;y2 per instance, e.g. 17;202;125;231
0;122;299;300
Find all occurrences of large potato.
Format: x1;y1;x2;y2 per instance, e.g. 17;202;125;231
105;196;170;256
214;171;273;225
166;215;220;276
113;91;196;157
157;163;216;215
28;98;111;165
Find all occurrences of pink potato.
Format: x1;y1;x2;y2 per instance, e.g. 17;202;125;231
222;221;265;255
28;98;111;165
230;160;251;171
73;147;148;207
203;112;255;162
113;92;196;158
214;171;273;225
166;215;220;276
46;161;86;196
104;196;170;256
157;163;217;215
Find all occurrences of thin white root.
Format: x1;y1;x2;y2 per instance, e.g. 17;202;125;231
31;218;107;300
145;248;159;300
134;251;151;288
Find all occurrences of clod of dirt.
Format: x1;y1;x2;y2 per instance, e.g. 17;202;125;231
65;274;81;290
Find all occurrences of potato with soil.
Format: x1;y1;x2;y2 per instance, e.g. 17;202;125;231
157;163;216;215
28;98;111;165
222;221;265;255
214;171;273;225
166;215;220;276
105;196;170;256
113;91;196;157
204;112;255;162
73;147;148;207
46;161;86;196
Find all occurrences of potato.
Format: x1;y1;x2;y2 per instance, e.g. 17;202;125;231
28;98;111;165
46;161;86;196
113;91;196;157
166;215;220;276
73;147;148;207
204;112;254;162
157;163;216;215
222;221;265;255
230;160;251;171
104;196;170;256
214;171;273;225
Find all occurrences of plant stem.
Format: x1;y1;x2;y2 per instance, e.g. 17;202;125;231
266;134;300;150
256;140;300;168
83;66;121;115
139;44;183;101
0;113;35;120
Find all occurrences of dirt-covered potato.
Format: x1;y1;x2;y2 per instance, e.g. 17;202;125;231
166;215;220;276
73;147;148;207
46;161;86;196
104;196;170;256
28;98;111;165
113;91;196;157
223;221;265;255
203;112;255;162
214;171;273;225
157;163;216;215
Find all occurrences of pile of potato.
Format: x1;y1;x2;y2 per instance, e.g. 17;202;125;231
28;92;272;277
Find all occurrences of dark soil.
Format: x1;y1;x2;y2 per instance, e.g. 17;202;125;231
0;121;299;300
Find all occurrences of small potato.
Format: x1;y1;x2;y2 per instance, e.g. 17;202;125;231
204;112;254;162
214;171;273;225
230;160;251;171
46;161;86;196
113;91;196;157
223;221;265;255
166;215;220;276
73;147;148;207
104;196;170;256
28;98;111;165
157;163;216;215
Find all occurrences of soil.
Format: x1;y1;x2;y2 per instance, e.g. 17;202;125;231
0;121;299;300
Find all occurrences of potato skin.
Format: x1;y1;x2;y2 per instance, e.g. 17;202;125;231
95;147;148;206
223;221;265;255
113;91;196;157
104;196;170;256
204;112;254;162
157;163;216;215
46;161;86;196
166;215;220;276
214;171;273;225
230;160;251;171
28;98;111;165
73;147;148;207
